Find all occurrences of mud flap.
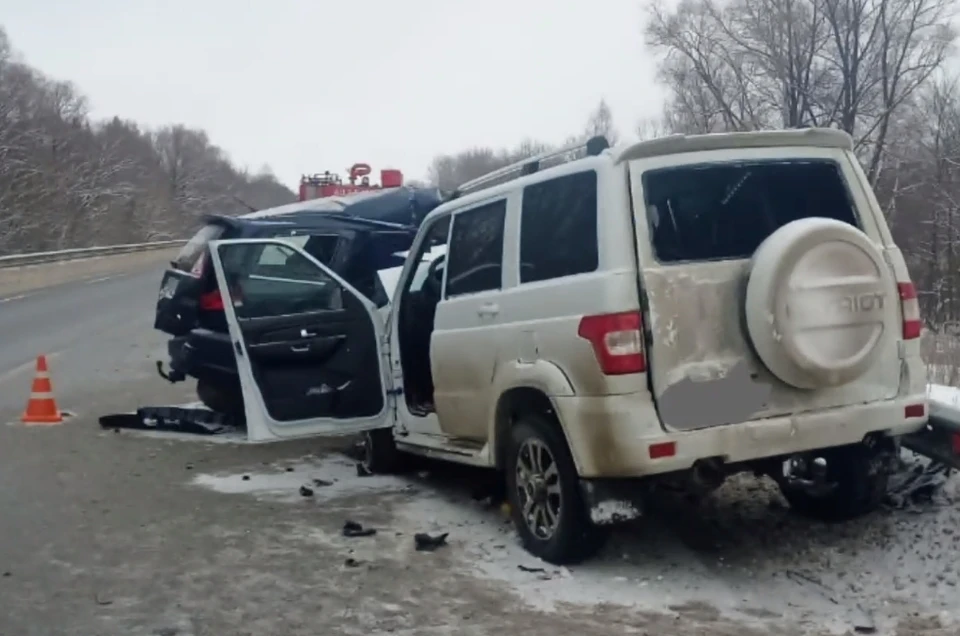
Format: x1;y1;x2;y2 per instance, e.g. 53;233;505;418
579;479;645;526
901;412;960;470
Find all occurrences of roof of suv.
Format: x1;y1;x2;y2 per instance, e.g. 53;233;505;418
423;128;855;223
613;128;854;163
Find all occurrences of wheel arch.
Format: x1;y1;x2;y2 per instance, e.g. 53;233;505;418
493;386;575;472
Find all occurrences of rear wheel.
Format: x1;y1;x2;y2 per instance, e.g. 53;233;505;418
506;415;608;565
196;377;245;424
776;443;891;522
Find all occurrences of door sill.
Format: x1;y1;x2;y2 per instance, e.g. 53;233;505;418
397;432;491;468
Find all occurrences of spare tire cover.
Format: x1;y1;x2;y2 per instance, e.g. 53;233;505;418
745;217;896;390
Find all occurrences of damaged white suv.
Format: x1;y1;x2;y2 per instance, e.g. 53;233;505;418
204;128;931;564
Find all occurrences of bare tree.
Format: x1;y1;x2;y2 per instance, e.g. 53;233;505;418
0;27;295;255
645;0;957;184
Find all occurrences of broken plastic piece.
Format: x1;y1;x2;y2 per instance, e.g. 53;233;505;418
343;520;377;538
414;532;449;552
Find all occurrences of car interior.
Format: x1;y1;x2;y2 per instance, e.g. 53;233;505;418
397;217;450;415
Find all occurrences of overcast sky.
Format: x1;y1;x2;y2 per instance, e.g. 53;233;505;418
0;0;664;189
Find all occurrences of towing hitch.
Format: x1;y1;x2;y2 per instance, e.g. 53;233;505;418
781;454;837;497
156;360;186;384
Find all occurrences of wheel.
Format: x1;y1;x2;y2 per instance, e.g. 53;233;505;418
505;415;608;564
776;443;891;522
361;428;402;474
196;378;245;424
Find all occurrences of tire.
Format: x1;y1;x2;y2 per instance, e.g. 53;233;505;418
776;444;890;522
505;415;608;565
361;428;402;474
196;378;245;424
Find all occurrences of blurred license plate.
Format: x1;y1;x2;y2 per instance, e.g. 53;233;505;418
159;276;179;300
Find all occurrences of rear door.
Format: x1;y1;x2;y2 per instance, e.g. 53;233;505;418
628;147;902;432
206;238;393;441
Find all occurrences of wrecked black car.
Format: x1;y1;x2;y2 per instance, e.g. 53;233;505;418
153;187;444;418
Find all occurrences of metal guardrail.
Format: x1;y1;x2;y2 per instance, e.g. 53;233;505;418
0;240;185;269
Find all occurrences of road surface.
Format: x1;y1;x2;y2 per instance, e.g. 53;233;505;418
0;267;176;414
0;261;957;636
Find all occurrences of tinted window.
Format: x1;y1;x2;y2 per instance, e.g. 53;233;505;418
520;171;598;283
643;159;859;263
445;201;506;298
218;242;342;319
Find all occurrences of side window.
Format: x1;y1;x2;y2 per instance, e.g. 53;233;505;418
445;200;506;299
217;243;342;320
519;171;598;283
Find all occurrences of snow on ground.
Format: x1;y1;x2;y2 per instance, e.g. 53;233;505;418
190;451;960;635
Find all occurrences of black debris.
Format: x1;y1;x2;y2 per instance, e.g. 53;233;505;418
343;520;377;538
99;407;238;436
356;463;372;477
885;458;952;510
344;558;361;568
185;464;194;471
285;467;294;473
414;532;449;552
299;485;314;497
313;478;333;487
241;475;250;481
517;565;546;573
2;571;10;577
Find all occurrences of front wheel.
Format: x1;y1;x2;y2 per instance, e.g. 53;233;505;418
361;428;402;474
776;443;892;522
505;415;608;565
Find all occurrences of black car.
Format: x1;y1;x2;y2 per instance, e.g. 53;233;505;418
154;187;443;418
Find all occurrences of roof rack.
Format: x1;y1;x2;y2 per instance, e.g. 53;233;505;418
451;135;610;199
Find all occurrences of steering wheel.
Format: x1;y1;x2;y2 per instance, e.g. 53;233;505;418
422;255;446;297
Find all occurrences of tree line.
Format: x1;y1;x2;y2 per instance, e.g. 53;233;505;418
0;26;295;255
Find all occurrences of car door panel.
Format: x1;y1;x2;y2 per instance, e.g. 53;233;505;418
207;238;392;441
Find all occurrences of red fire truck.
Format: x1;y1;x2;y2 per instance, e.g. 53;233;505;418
298;163;404;202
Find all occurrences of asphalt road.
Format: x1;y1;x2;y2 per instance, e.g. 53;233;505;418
0;266;174;415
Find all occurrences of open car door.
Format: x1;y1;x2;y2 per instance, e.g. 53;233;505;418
206;238;393;442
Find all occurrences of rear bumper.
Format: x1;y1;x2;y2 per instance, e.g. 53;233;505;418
166;331;237;384
555;392;929;479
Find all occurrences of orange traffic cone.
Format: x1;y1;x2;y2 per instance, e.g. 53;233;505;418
22;355;63;425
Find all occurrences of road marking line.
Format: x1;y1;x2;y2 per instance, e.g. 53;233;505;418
0;293;29;304
0;351;64;386
85;275;118;285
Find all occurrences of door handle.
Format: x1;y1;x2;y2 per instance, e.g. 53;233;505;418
477;303;500;317
290;345;310;353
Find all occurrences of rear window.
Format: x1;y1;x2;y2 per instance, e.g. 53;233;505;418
642;159;860;263
175;224;226;271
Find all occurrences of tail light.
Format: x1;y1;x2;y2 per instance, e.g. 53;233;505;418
577;311;646;375
897;282;921;340
191;250;242;311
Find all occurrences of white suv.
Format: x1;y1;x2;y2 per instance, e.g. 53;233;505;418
204;128;930;564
